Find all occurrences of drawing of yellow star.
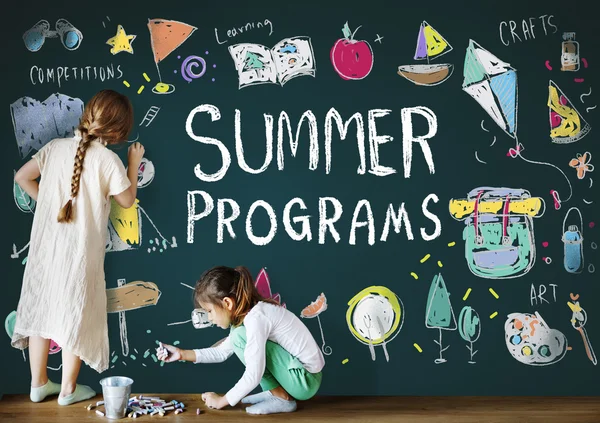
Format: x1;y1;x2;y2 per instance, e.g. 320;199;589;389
106;24;136;55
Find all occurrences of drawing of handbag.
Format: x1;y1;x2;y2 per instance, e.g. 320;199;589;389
449;187;545;279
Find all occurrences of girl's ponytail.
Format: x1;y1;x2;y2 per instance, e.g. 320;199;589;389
232;266;258;325
193;265;279;327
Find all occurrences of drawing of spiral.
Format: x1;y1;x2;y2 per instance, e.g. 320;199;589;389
181;55;206;82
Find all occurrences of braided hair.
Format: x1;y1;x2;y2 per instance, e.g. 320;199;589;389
57;90;133;223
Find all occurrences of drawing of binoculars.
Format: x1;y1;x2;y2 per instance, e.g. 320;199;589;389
23;19;83;52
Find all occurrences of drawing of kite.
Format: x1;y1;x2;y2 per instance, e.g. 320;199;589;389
463;39;517;139
462;39;573;208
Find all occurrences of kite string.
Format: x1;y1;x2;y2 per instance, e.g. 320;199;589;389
511;137;573;208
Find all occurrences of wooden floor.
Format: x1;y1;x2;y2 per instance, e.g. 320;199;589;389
1;394;600;422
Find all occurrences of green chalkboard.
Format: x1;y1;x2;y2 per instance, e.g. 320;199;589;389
2;0;599;396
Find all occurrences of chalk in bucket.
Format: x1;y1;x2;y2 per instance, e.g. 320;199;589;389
99;376;133;419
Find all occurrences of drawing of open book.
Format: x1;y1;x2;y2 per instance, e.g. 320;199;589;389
228;36;315;89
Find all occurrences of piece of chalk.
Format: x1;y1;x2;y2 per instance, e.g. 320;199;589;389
175;409;182;414
96;410;104;416
197;408;201;415
96;400;104;406
164;406;174;411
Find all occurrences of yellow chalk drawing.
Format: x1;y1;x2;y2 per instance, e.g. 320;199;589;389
346;286;402;346
342;358;349;364
463;288;472;301
448;197;543;219
143;73;151;82
423;24;449;58
137;85;145;94
109;198;140;246
548;81;590;143
410;272;418;280
448;241;456;247
413;343;423;353
489;288;499;299
106;24;136;55
437;260;443;267
123;80;131;87
420;254;431;263
490;311;498;319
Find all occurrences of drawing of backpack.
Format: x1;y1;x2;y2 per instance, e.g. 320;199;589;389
449;187;545;279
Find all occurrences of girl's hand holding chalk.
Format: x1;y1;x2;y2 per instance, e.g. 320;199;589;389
156;342;182;363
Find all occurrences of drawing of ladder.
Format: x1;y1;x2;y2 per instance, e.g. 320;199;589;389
139;106;161;127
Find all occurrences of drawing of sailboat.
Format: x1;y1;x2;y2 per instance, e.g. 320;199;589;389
397;21;454;86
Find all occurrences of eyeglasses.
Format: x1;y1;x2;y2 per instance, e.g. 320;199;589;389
23;19;83;52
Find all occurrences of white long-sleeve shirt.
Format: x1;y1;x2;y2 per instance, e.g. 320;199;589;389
193;301;325;406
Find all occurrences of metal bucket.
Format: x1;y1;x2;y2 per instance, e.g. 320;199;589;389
99;376;133;419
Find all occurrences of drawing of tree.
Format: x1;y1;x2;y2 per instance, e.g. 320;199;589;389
243;51;265;71
458;305;481;364
425;273;457;364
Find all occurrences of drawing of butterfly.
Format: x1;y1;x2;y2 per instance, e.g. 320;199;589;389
569;152;594;179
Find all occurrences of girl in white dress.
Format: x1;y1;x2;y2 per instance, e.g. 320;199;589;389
11;90;144;405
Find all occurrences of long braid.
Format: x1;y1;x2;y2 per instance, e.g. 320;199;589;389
57;126;97;223
56;89;134;223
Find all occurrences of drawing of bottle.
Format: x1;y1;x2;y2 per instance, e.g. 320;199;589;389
563;224;584;273
561;32;579;71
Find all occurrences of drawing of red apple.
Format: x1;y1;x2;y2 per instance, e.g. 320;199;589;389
331;22;374;80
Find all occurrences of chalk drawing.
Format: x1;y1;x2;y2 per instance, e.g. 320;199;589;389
504;311;568;366
148;19;197;94
449;187;544;279
107;278;161;356
569;152;594;180
560;32;580;71
255;268;286;307
10;93;84;158
139;106;161;127
13;171;35;213
137;157;155;188
106;24;136;54
23;19;83;52
332;22;374;81
347;286;404;362
300;293;332;355
458;306;481;364
397;20;453;86
562;207;584;274
462;40;573;206
567;297;597;365
425;273;456;364
549;80;591;144
229;36;315;88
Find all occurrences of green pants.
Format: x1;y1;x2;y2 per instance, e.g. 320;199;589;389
229;325;322;401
